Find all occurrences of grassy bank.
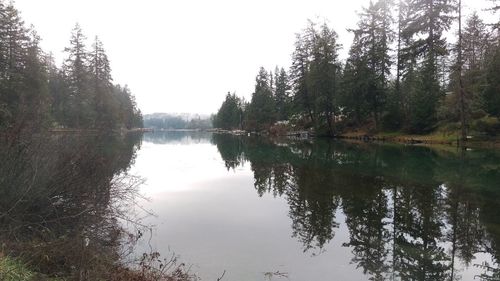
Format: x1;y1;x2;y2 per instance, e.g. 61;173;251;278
0;253;194;281
335;118;500;148
338;130;500;149
0;255;37;281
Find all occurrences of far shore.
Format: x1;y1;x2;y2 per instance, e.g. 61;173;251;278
208;128;500;149
47;127;500;149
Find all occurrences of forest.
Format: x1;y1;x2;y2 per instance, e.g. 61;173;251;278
214;0;500;141
0;0;143;139
144;113;213;130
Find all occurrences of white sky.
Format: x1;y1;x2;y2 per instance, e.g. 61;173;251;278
13;0;497;115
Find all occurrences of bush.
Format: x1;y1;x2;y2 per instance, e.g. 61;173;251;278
436;122;460;135
473;117;500;136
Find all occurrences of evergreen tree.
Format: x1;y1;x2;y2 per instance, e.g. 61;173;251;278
290;20;342;134
214;92;243;130
481;1;500;119
342;33;371;127
442;13;496;126
461;14;492;116
309;23;341;136
346;0;394;130
403;0;456;133
113;84;142;129
46;53;68;126
484;46;500;117
245;67;276;131
462;14;491;74
0;1;142;134
21;28;50;131
90;36;115;129
394;0;405;122
396;0;420;130
456;0;467;142
274;67;290;121
0;2;29;131
291;22;316;124
63;24;93;128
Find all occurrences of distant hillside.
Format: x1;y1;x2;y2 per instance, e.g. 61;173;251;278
144;113;211;121
143;113;213;130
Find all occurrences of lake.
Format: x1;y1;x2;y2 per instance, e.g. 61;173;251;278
129;131;500;281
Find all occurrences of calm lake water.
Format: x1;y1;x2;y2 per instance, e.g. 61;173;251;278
130;131;500;281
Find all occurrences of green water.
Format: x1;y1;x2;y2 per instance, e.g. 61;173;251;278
133;131;500;281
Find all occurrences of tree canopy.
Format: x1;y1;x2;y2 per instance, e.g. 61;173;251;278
213;0;500;137
0;1;143;137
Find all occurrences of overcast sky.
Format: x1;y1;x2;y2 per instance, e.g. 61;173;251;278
13;0;497;115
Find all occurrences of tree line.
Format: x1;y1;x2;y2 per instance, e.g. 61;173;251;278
0;1;143;137
214;0;500;138
144;113;213;130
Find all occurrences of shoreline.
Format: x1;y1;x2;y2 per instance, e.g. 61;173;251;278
209;128;500;149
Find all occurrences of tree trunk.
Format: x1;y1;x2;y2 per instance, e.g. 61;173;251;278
458;0;468;145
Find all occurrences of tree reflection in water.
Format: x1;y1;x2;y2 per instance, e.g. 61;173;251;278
212;133;500;280
0;133;144;279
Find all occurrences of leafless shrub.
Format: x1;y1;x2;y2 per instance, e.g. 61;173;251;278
0;133;196;281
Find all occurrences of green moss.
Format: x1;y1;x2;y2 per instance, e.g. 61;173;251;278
0;256;66;281
0;256;34;281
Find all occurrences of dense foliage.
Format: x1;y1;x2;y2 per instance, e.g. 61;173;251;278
0;1;143;136
213;92;244;130
214;0;500;136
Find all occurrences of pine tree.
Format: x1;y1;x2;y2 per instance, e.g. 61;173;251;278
0;2;29;130
0;1;143;134
245;67;276;131
452;8;492;142
214;92;243;130
397;0;420;129
113;84;142;129
290;20;342;134
342;32;371;126
482;1;500;119
21;28;50;131
346;0;394;130
0;0;7;79
291;21;316;124
442;13;493;129
309;23;341;136
404;0;456;133
63;24;92;128
457;0;467;143
395;0;405;113
90;36;115;129
484;46;500;117
462;14;491;73
46;53;67;126
274;67;290;121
